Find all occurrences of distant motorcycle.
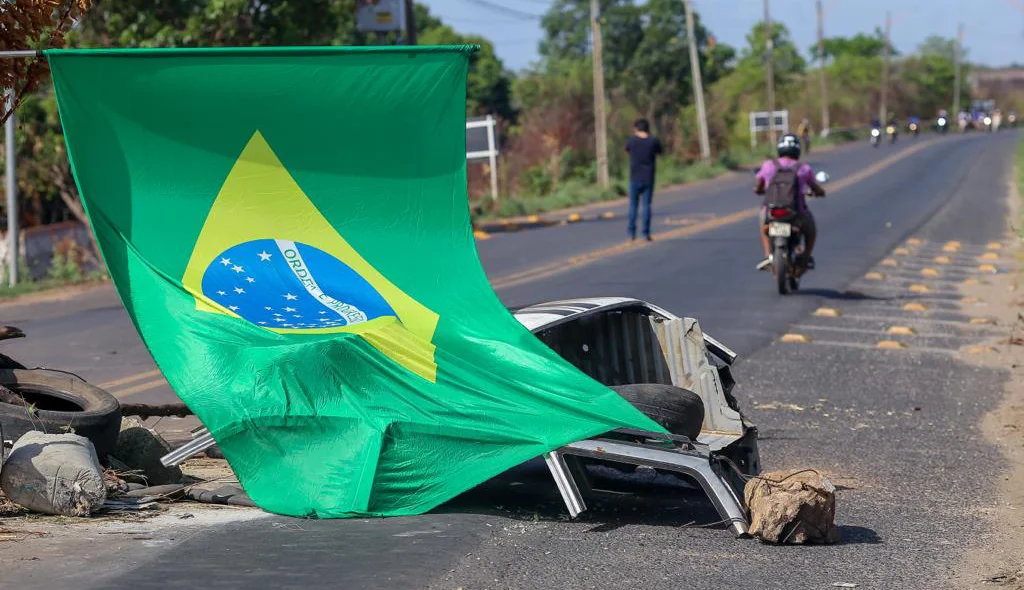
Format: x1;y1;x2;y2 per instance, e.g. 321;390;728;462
936;116;949;134
870;127;881;147
886;124;898;144
765;171;830;295
908;121;919;138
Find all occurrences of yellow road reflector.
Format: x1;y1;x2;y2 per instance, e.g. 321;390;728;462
978;264;998;274
781;333;811;343
887;326;916;336
567;213;582;222
980;252;999;260
906;238;923;246
526;215;540;223
881;258;899;267
934;256;951;264
921;268;940;276
865;271;885;280
473;229;491;240
893;247;911;256
877;340;908;350
814;307;841;317
601;211;615;219
987;242;1003;250
903;302;928;312
943;243;960;253
963;278;979;285
909;284;930;293
970;317;996;325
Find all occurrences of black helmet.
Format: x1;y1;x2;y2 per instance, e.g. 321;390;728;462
777;133;801;159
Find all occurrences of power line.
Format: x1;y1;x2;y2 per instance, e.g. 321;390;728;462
460;0;544;21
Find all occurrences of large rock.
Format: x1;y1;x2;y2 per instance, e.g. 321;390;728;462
0;431;106;516
744;468;840;544
112;418;183;486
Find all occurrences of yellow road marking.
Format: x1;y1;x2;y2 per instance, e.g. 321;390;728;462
978;264;998;274
893;247;911;256
903;302;928;311
909;284;930;293
881;258;899;267
887;326;916;336
964;345;998;355
865;271;885;280
489;138;942;290
527;215;540;223
814;308;841;317
781;333;812;343
906;238;923;246
877;340;908;350
921;268;940;276
971;317;996;325
98;369;162;390
568;213;582;222
473;229;491;240
980;252;999;260
934;256;951;264
110;378;168;398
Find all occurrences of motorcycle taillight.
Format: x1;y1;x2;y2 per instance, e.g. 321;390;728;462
769;208;790;219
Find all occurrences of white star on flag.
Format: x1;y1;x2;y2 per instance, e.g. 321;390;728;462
284;293;298;301
232;265;245;273
234;287;245;294
284;307;297;313
258;251;273;261
220;258;232;266
246;277;256;283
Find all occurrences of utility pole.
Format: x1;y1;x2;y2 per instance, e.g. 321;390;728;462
4;90;17;286
816;0;830;135
684;0;711;163
404;0;417;45
763;0;777;145
953;22;964;117
590;0;610;189
879;10;891;126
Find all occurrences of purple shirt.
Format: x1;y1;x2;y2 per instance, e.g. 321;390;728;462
756;157;814;213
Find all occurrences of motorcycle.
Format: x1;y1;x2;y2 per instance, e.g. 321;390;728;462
886;124;898;144
764;171;830;295
870;127;881;147
937;116;948;134
908;121;919;138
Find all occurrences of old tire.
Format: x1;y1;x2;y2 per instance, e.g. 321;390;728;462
0;369;121;460
610;384;704;440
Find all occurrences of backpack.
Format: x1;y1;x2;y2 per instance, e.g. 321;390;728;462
763;160;801;209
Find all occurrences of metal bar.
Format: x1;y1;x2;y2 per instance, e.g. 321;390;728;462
4;89;17;286
544;451;586;518
559;438;749;536
160;431;216;467
0;50;43;59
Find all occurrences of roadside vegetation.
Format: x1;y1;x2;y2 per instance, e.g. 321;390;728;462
0;1;1020;254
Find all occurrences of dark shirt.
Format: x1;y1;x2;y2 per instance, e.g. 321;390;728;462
625;135;663;185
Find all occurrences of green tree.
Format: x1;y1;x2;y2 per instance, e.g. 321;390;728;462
813;29;893;60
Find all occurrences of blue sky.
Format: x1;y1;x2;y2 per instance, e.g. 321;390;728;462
421;0;1024;71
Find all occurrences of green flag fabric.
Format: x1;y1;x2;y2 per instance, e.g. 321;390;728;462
48;47;660;517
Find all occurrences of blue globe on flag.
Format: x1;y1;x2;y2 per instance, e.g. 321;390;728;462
201;239;396;331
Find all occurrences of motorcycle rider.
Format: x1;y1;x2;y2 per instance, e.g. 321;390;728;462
754;134;827;271
797;118;813;153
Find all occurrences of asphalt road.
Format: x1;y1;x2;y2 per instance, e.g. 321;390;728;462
2;131;1019;589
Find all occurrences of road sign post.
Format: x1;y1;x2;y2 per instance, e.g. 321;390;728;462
749;110;789;148
467;116;500;201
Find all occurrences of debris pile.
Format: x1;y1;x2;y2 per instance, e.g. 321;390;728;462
744;468;840;544
0;431;106;516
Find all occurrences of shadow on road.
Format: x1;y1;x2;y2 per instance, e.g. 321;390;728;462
793;288;893;301
436;459;729;532
838;525;882;545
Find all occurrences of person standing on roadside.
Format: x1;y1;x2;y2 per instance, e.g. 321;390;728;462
625;119;663;241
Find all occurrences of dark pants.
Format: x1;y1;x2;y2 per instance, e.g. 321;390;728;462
628;181;654;238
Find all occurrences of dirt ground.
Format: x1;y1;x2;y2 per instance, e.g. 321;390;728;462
956;170;1024;588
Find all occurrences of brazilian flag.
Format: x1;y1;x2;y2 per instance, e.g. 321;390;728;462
48;47;660;517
